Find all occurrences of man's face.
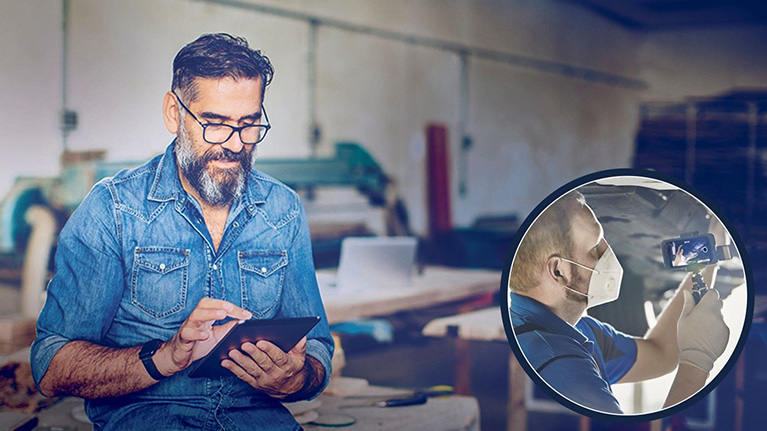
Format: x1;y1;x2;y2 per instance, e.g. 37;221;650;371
175;77;263;207
563;206;608;304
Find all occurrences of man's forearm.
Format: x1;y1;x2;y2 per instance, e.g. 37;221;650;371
303;355;326;394
39;340;159;399
663;363;708;408
641;280;686;374
281;355;326;402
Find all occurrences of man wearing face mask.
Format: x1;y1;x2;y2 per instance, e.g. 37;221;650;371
509;191;729;413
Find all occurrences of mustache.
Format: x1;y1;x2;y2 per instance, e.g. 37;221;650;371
201;147;249;165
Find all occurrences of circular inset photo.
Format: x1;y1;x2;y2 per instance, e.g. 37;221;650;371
501;169;753;421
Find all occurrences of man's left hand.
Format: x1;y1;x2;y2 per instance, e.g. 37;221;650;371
222;337;307;399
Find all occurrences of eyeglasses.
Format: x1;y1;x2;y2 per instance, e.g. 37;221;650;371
173;91;271;145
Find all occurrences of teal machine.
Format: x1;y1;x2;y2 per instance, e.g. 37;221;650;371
0;142;395;253
0;143;406;316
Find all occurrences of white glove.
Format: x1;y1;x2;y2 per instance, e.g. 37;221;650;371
677;289;729;373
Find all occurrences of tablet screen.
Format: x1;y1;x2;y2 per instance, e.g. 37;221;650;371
188;316;320;378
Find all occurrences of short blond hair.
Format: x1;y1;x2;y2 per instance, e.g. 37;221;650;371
509;191;587;293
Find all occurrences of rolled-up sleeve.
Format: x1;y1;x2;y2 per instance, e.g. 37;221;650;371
277;200;334;400
30;182;124;392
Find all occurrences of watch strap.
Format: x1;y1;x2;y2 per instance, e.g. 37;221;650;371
139;339;167;380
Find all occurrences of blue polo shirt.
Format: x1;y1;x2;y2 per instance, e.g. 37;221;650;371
510;292;637;414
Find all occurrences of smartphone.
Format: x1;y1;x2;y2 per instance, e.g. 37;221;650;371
661;234;717;270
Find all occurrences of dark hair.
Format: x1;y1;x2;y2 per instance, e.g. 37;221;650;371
172;33;274;102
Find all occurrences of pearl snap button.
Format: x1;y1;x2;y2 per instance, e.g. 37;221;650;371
159;263;166;270
261;267;267;273
212;264;218;270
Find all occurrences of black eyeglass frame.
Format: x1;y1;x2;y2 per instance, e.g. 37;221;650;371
173;91;271;145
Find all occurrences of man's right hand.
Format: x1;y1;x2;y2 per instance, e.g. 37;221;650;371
154;298;253;377
677;289;729;374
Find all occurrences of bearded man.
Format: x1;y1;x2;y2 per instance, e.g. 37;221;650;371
31;33;333;431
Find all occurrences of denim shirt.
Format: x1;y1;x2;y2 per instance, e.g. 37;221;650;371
31;142;334;431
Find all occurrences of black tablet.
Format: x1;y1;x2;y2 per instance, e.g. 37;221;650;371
188;316;320;378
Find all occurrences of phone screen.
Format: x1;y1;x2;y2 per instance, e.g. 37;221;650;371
664;235;716;268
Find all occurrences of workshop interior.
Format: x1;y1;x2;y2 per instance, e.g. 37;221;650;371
1;1;766;430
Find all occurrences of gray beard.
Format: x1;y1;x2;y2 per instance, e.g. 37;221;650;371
175;121;256;207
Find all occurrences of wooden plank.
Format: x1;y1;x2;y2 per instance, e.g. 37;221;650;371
320;266;500;324
422;307;506;342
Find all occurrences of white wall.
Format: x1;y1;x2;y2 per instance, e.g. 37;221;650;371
247;0;646;227
0;1;62;195
66;0;310;160
0;0;765;236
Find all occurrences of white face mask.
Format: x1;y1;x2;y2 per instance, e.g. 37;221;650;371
559;245;623;309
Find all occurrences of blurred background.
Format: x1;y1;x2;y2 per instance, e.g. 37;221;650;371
0;1;765;430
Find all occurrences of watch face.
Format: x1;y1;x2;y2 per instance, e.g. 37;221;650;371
141;339;162;359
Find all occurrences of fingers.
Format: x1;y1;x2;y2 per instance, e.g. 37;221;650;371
681;290;695;316
182;299;251;335
288;337;307;356
217;319;241;335
194;298;253;321
178;299;251;345
224;343;305;397
699;288;723;309
180;325;212;342
187;308;229;326
222;359;259;387
256;340;291;368
230;345;277;374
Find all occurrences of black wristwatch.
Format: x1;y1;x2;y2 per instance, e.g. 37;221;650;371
139;339;167;380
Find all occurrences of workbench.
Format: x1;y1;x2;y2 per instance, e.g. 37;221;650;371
318;266;500;324
24;384;479;431
422;307;526;431
304;384;479;431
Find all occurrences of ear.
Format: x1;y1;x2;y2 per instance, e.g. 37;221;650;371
546;256;569;285
163;91;180;134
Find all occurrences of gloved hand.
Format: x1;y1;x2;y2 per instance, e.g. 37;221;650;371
677;288;729;373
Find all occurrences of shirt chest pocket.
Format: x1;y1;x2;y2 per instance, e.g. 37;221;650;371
238;250;288;317
131;247;190;319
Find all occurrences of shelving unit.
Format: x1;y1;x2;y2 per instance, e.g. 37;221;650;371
634;90;767;290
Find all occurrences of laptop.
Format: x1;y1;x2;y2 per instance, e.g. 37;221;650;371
336;236;418;289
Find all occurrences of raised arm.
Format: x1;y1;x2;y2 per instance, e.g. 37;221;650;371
618;265;718;383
